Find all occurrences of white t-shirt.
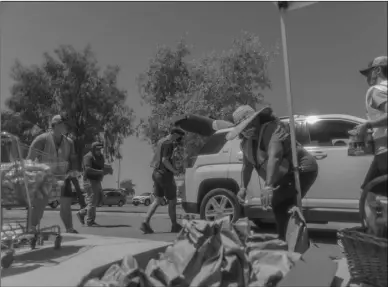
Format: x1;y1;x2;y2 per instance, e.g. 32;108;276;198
365;80;387;155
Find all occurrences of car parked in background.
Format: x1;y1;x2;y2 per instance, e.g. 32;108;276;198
132;193;152;206
99;189;126;207
175;113;372;226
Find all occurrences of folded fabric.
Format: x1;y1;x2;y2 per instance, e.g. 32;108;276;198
82;217;303;287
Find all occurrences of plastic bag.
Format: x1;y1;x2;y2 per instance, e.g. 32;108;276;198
285;206;310;254
1;160;53;205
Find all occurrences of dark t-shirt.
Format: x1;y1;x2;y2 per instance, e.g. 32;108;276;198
83;151;105;181
151;137;174;175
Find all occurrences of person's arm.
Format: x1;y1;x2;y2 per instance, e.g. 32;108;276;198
266;141;284;187
241;155;254;189
161;142;178;174
367;103;387;128
68;139;78;172
26;134;46;161
83;154;104;177
265;124;287;187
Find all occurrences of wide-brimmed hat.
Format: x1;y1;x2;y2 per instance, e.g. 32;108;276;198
360;56;387;76
91;142;104;150
226;105;272;141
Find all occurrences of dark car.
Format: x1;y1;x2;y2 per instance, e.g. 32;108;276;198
99;189;126;207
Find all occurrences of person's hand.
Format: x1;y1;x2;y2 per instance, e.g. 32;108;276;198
260;185;278;210
237;188;247;204
353;123;369;138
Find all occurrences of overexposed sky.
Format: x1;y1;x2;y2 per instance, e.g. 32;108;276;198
1;2;387;193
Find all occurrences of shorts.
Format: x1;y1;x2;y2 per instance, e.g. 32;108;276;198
152;169;177;201
361;151;387;190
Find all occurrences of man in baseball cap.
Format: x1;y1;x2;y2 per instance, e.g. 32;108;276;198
77;141;106;226
27;114;79;233
354;56;387;191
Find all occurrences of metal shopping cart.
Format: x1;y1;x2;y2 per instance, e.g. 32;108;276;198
1;132;64;268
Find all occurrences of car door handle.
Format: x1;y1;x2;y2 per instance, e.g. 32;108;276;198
311;151;328;160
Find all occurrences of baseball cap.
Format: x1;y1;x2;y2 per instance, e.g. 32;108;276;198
171;127;185;137
51;115;65;126
91;142;104;150
360;56;387;76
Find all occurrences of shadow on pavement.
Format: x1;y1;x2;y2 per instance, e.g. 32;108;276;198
2;245;87;278
87;224;132;228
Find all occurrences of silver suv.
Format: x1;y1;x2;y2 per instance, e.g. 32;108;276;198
175;114;372;226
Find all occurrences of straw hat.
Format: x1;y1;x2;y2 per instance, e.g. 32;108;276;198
226;105;272;141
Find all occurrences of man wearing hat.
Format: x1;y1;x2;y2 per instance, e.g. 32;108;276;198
27;114;79;233
77;141;106;226
226;105;318;239
141;127;185;234
354;56;387;189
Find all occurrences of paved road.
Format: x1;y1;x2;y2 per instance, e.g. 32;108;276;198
3;207;355;260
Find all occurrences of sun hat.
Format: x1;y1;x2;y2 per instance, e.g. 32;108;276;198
226;104;272;141
360;56;387;76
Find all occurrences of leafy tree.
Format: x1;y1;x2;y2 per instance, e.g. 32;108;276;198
2;45;135;168
138;32;277;172
120;179;136;196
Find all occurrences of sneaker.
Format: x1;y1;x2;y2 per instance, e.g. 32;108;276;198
76;211;85;225
140;222;154;234
171;223;182;233
66;228;79;234
86;221;99;227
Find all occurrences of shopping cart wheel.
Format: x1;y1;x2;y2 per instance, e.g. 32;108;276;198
1;251;14;268
54;235;62;250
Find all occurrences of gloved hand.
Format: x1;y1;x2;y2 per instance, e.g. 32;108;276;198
237;187;247;204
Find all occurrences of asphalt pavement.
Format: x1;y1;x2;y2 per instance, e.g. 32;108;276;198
2;204;357;260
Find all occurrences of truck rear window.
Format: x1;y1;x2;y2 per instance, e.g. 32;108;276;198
198;132;228;155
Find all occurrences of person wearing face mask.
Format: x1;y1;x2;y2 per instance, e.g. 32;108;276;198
226;105;318;239
141;127;185;234
76;142;106;227
353;56;387;190
27;114;79;233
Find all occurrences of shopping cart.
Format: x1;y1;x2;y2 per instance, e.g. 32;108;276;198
1;131;63;268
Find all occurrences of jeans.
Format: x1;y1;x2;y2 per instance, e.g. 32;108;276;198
271;170;318;239
79;180;102;224
31;180;75;230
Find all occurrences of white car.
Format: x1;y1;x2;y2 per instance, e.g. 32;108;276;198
175;114;373;226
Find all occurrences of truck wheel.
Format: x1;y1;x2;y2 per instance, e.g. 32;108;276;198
200;188;240;223
144;199;150;206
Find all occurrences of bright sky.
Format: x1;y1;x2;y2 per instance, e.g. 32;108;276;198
0;2;387;194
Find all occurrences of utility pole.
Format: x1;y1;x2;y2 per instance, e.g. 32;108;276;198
117;156;121;189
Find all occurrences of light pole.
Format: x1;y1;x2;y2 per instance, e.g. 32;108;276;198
275;1;317;208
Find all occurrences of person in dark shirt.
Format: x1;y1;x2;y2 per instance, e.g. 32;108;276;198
226;105;318;239
141;127;185;234
76;142;105;226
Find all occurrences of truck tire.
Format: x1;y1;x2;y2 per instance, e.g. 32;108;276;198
200;188;241;223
